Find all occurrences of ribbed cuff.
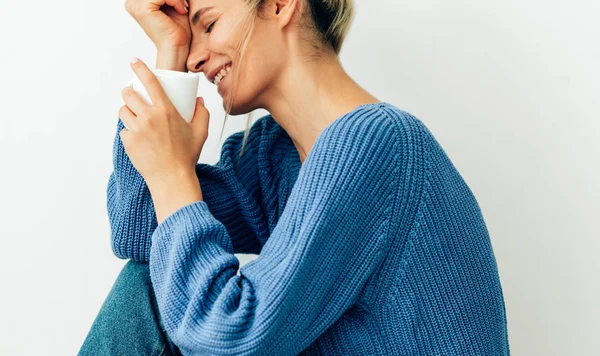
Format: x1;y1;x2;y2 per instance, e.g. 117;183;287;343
153;200;216;238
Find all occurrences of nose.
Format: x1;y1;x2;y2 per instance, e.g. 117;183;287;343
186;45;209;74
187;55;207;74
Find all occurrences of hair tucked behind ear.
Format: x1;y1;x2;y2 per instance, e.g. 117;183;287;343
216;0;355;160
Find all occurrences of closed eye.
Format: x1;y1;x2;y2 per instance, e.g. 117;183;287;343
206;21;216;33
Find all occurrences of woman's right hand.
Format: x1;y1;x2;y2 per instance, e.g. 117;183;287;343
125;0;191;52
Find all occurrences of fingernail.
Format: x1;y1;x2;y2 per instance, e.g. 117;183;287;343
130;57;139;64
184;0;189;8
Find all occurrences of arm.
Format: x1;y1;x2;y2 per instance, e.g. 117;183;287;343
106;118;156;261
148;109;407;355
155;48;188;72
107;115;277;261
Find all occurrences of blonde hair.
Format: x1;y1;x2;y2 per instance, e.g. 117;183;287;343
217;0;355;159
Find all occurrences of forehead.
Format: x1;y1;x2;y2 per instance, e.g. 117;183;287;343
190;5;215;26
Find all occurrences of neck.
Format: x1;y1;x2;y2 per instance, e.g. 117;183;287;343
260;55;379;164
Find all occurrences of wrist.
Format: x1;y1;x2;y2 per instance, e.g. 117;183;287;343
147;169;198;195
148;171;203;225
155;47;189;72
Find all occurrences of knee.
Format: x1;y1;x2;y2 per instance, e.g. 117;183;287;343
121;259;150;277
111;260;153;297
79;260;167;356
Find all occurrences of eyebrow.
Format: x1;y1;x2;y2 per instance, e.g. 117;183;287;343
191;6;215;27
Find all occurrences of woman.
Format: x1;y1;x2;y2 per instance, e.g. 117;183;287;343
79;0;510;355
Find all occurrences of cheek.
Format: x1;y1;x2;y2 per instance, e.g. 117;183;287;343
214;18;249;55
241;28;284;77
209;33;235;54
229;51;271;104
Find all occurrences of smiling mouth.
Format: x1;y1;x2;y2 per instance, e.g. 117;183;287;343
213;63;232;85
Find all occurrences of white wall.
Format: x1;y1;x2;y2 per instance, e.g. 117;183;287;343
0;0;597;354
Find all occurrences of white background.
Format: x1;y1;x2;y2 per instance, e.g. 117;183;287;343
0;0;598;354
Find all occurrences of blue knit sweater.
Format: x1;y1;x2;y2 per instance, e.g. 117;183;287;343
108;102;510;355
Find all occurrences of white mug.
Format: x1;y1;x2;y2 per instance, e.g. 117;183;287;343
120;68;200;129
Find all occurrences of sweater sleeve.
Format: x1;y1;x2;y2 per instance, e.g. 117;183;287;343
148;110;404;355
107;116;274;261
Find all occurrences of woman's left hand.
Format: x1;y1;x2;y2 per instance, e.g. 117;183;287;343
119;57;209;189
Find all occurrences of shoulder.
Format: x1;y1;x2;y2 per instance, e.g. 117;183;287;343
310;102;428;165
300;102;432;214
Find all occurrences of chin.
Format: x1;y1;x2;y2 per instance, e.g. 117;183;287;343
224;105;247;116
222;97;261;116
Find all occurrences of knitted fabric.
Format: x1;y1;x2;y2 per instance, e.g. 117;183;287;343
107;102;510;355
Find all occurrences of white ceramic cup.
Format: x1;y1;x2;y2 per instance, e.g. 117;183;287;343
120;68;200;129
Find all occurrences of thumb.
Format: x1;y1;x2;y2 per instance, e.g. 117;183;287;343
190;96;209;133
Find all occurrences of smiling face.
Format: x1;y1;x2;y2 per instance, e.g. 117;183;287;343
186;0;288;115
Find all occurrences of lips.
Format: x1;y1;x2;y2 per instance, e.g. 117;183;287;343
207;61;232;84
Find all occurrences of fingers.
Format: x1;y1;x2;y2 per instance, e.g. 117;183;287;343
164;0;188;15
118;104;138;132
129;58;169;106
190;97;209;142
191;97;209;124
130;0;188;18
121;85;150;118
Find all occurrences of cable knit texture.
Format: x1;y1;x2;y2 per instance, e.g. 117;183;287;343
107;102;510;355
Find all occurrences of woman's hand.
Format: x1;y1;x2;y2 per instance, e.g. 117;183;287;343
119;58;209;190
125;0;192;52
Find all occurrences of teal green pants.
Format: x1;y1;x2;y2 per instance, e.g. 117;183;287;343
78;260;182;356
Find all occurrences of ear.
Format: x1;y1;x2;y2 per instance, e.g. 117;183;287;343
270;0;302;29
